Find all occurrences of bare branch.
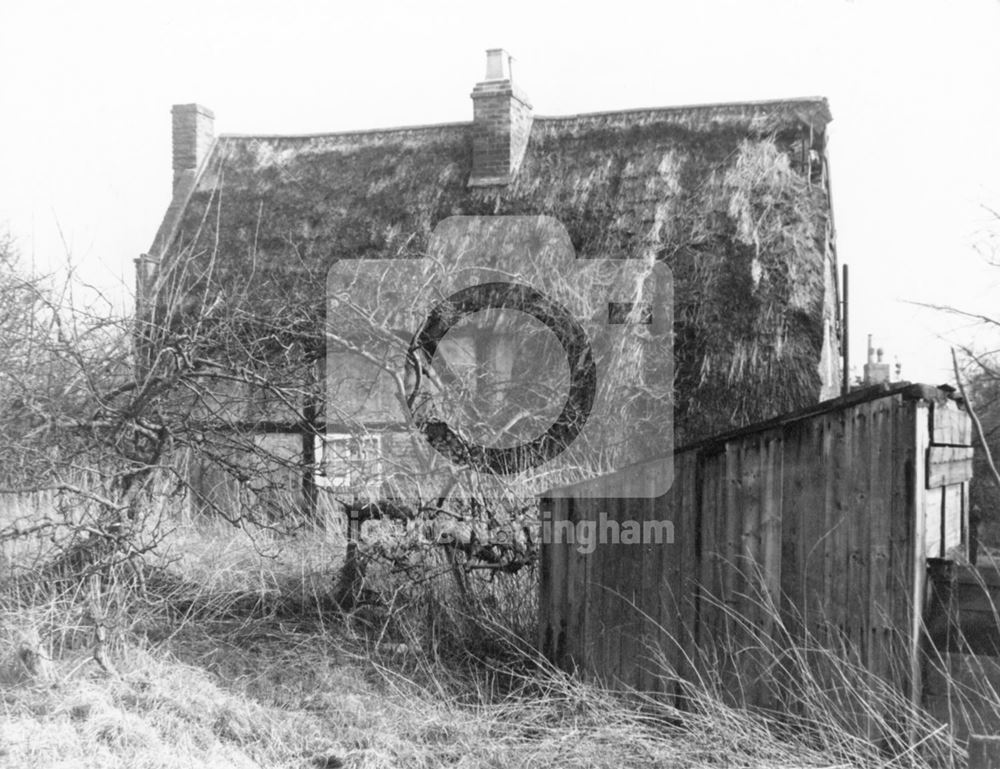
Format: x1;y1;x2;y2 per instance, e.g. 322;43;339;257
952;347;1000;494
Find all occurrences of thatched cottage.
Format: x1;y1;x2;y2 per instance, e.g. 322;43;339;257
138;49;840;510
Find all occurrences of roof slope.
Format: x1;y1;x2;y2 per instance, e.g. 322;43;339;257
146;97;837;443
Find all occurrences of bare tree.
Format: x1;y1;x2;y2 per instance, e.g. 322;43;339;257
921;208;1000;547
0;233;327;581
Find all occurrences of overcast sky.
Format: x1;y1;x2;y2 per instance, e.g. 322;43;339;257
1;0;999;384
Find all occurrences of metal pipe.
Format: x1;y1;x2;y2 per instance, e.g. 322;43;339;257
842;264;850;395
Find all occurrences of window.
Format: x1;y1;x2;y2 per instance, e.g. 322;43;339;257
316;433;382;491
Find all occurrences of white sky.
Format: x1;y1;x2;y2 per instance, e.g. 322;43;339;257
1;0;999;384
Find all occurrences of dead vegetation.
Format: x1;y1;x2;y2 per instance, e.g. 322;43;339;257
0;496;991;769
0;497;947;769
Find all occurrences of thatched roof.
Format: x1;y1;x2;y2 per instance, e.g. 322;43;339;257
145;96;838;444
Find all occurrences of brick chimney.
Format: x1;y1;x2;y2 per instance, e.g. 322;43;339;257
171;104;215;190
469;49;532;187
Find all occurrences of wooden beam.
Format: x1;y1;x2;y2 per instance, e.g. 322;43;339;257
910;402;929;719
932;401;972;445
927;446;974;489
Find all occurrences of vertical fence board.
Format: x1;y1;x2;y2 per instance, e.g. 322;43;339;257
761;433;783;612
698;451;724;655
595;495;615;685
583;496;604;681
739;436;764;706
888;397;917;696
644;462;671;693
635;473;659;694
605;494;625;685
641;467;662;692
538;497;553;660
618;493;641;689
829;408;850;650
579;495;596;679
759;432;783;711
651;460;681;698
780;424;805;622
868;398;895;688
847;401;872;667
910;402;930;711
677;451;699;703
551;498;569;668
722;442;742;697
805;414;838;642
778;422;808;717
563;495;584;673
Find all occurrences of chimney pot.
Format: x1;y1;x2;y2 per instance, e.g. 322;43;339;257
485;48;511;81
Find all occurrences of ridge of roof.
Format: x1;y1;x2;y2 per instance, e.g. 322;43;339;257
214;96;830;142
533;95;830;122
217;120;472;141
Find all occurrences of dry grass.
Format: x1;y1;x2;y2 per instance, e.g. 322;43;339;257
0;500;984;768
0;621;847;768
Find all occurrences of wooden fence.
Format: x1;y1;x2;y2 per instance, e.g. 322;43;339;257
539;383;973;716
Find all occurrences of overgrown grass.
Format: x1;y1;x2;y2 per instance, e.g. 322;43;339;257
0;501;992;768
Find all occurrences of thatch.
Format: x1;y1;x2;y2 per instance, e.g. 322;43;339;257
146;97;837;444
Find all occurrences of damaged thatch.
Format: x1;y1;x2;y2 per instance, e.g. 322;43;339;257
144;97;838;445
